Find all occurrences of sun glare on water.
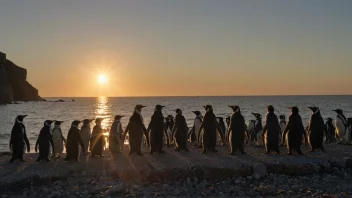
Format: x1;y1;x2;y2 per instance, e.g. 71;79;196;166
98;74;108;85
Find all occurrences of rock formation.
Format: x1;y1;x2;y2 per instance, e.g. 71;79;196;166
0;51;41;104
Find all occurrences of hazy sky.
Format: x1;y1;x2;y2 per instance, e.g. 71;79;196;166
1;0;351;97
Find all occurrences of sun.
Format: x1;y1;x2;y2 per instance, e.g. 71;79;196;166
97;74;108;85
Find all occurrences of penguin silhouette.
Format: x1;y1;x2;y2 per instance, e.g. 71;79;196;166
199;105;223;154
188;111;203;147
80;119;94;155
148;105;169;154
90;118;105;157
9;115;30;163
283;107;307;155
333;109;350;144
262;105;281;154
172;109;189;152
35;120;55;162
52;121;66;158
227;105;246;155
121;104;149;155
307;107;325;152
109;115;124;154
65;120;84;162
324;118;335;143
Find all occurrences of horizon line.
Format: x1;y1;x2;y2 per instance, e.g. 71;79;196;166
42;94;352;98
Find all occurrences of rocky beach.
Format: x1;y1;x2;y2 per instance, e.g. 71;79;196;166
1;144;352;197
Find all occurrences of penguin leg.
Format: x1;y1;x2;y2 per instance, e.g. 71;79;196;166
9;156;16;163
240;146;246;154
296;148;304;155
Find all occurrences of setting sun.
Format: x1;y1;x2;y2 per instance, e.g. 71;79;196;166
97;74;108;85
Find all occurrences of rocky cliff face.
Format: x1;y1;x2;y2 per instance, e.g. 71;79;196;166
0;51;41;104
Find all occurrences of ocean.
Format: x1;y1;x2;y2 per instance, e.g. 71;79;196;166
0;96;351;152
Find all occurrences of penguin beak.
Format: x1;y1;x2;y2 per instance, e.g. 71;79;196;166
23;115;28;118
251;112;256;116
161;106;165;108
332;109;337;112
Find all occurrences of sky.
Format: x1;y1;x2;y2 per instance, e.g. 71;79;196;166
0;0;351;97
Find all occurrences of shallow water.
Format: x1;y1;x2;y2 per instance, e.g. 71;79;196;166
0;96;351;152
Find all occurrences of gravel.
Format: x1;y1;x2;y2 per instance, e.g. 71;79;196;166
2;168;352;197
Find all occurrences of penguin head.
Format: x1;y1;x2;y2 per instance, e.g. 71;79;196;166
267;105;274;113
16;115;27;123
44;120;55;126
251;113;262;119
289;106;299;114
71;120;82;127
192;111;201;116
95;117;105;125
326;118;332;123
82;119;94;125
279;115;286;121
135;104;146;112
333;109;343;115
114;115;124;121
54;121;64;126
308;107;319;113
154;105;165;111
164;117;169;122
167;115;174;119
203;105;213;111
228;105;240;113
175;109;182;114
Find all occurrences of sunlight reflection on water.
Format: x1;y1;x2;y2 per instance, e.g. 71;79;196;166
94;96;129;149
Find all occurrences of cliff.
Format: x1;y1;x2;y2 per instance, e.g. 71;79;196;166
0;51;41;104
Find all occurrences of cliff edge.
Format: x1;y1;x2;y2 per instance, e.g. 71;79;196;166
0;51;41;104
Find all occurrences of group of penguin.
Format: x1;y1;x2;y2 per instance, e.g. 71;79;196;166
8;104;352;163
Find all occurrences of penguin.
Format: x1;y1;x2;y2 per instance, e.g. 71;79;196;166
333;109;351;144
165;115;175;145
247;120;255;143
80;119;94;155
121;104;149;155
9;115;30;163
324;118;336;143
279;115;286;145
188;111;203;147
250;113;264;145
172;109;189;152
227;105;246;155
283;107;307;155
35;120;55;162
65;120;84;162
109;115;124;154
307;107;325;152
262;105;281;154
225;116;231;127
147;105;169;154
198;105;223;154
90;118;105;157
217;117;226;144
52;121;66;158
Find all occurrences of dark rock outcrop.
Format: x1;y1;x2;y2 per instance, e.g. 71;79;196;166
0;51;41;104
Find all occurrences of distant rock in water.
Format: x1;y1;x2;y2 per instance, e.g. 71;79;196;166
0;51;41;104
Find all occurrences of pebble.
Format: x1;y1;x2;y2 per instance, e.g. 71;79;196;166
2;170;352;197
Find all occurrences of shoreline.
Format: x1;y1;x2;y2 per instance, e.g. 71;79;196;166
1;144;352;196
